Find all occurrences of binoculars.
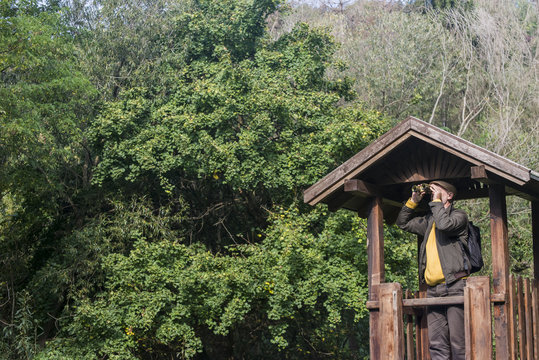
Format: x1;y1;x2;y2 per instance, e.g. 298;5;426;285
412;183;431;194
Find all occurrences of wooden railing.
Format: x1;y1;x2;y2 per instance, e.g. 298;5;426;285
366;275;539;360
512;275;539;360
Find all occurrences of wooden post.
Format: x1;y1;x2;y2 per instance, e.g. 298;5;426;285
489;183;510;360
464;276;492;360
378;283;404;359
533;202;539;360
367;197;384;360
533;201;538;281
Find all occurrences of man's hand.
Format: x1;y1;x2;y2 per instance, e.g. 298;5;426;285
411;189;424;203
430;184;443;201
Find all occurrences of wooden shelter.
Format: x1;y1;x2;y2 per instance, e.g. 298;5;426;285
304;117;539;359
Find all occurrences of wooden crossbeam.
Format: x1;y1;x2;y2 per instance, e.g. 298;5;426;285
471;165;538;201
344;179;403;208
366;292;507;310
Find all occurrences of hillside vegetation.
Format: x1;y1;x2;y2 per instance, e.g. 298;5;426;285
0;0;537;358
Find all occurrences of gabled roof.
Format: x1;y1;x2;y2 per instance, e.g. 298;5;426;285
304;116;539;222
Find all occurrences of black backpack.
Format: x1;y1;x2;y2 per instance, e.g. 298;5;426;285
465;222;484;274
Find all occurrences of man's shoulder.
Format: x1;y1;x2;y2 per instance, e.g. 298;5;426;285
450;206;469;220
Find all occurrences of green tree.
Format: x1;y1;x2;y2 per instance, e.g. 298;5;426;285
87;21;385;250
39;0;404;358
0;0;420;358
0;0;98;357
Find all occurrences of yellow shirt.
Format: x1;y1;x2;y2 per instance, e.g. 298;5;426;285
405;198;445;286
424;222;445;285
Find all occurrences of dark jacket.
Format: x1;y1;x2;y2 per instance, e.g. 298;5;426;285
396;201;469;285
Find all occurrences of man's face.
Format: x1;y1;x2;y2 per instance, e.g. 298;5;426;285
430;184;454;208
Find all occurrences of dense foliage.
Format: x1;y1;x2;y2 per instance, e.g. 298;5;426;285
1;0;537;358
0;0;413;358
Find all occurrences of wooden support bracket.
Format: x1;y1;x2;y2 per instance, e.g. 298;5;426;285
344;179;403;208
471;165;489;181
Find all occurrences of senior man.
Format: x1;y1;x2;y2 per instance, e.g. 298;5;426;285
396;181;470;360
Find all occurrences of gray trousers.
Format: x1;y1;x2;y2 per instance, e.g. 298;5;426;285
426;279;466;360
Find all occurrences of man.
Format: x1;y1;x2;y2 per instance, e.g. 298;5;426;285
396;181;469;360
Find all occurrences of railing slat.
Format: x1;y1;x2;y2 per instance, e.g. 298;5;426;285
525;278;534;360
414;291;424;360
464;276;492;359
405;290;414;360
378;283;404;359
531;280;539;360
519;276;527;360
509;274;517;360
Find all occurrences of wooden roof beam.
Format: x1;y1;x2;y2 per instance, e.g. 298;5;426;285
471;165;539;201
344;179;403;208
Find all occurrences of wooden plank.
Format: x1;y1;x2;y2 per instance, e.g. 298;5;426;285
433;147;444;178
370;284;381;360
532;280;539;360
448;158;470;178
490;183;511;360
379;160;405;184
533;201;539;281
401;144;421;183
414;291;423;360
367;296;464;309
508;275;517;360
405;290;414;360
464;276;493;360
418;287;430;360
427;144;437;179
524;278;534;360
518;277;527;360
379;283;404;360
438;150;452;179
369;293;506;309
416;141;430;179
445;155;462;180
465;287;472;360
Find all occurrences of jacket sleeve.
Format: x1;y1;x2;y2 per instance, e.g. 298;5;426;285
429;201;468;235
396;204;429;237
